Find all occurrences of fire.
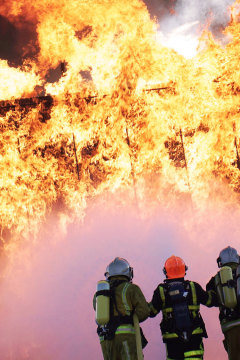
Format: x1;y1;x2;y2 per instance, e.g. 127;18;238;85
0;0;240;253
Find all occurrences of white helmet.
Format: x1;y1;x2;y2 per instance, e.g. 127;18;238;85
104;257;133;280
217;246;240;268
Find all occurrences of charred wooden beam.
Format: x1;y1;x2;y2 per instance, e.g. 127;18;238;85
233;123;240;171
144;87;170;92
0;95;54;120
179;128;188;172
0;87;171;113
61;63;65;77
17;138;21;154
234;137;240;170
0;95;54;110
126;127;139;210
72;133;80;180
179;128;193;209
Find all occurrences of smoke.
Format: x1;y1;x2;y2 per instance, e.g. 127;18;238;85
0;15;38;67
0;197;238;359
144;0;233;31
143;0;178;19
144;0;235;58
0;16;20;65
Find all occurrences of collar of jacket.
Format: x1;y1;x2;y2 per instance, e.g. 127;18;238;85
223;263;238;270
109;276;129;283
164;277;185;283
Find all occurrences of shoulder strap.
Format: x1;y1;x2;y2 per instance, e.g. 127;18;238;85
183;280;190;291
110;280;126;316
96;289;111;297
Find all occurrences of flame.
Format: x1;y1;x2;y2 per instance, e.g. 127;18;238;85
0;0;240;254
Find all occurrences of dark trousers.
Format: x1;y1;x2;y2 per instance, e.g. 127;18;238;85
165;336;204;360
223;326;240;360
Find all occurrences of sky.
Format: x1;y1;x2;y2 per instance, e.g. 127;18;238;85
0;198;239;359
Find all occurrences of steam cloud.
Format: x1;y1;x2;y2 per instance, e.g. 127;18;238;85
0;201;238;359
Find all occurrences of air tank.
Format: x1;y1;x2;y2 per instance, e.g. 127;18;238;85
237;265;240;302
96;280;110;326
220;266;237;310
214;273;224;306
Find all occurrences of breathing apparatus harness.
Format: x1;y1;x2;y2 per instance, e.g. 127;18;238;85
97;279;134;340
160;280;207;343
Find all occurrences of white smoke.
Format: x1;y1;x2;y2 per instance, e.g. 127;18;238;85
159;21;199;58
0;197;239;359
147;0;235;58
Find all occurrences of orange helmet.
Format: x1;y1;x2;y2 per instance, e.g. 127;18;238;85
163;255;188;279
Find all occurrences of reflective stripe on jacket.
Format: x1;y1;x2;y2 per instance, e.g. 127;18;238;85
115;324;135;335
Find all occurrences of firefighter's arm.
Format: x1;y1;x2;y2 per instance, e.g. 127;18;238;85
206;277;216;292
129;284;150;322
195;281;218;307
148;287;162;318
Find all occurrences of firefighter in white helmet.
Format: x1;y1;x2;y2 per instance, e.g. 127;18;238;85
93;257;149;360
206;246;240;360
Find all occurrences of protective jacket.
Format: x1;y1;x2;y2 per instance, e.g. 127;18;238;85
206;264;240;334
149;278;217;343
93;275;150;343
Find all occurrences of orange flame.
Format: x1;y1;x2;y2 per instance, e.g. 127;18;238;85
0;0;240;254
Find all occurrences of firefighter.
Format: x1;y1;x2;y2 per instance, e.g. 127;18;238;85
148;255;218;360
93;257;150;360
206;246;240;360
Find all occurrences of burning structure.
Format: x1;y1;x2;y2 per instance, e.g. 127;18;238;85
0;0;240;255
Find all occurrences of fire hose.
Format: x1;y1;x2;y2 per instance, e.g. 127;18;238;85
133;313;144;360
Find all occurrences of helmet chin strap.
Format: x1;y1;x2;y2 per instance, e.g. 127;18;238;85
217;256;221;268
163;267;167;276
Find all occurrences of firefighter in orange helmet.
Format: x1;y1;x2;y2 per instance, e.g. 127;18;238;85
148;255;218;360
